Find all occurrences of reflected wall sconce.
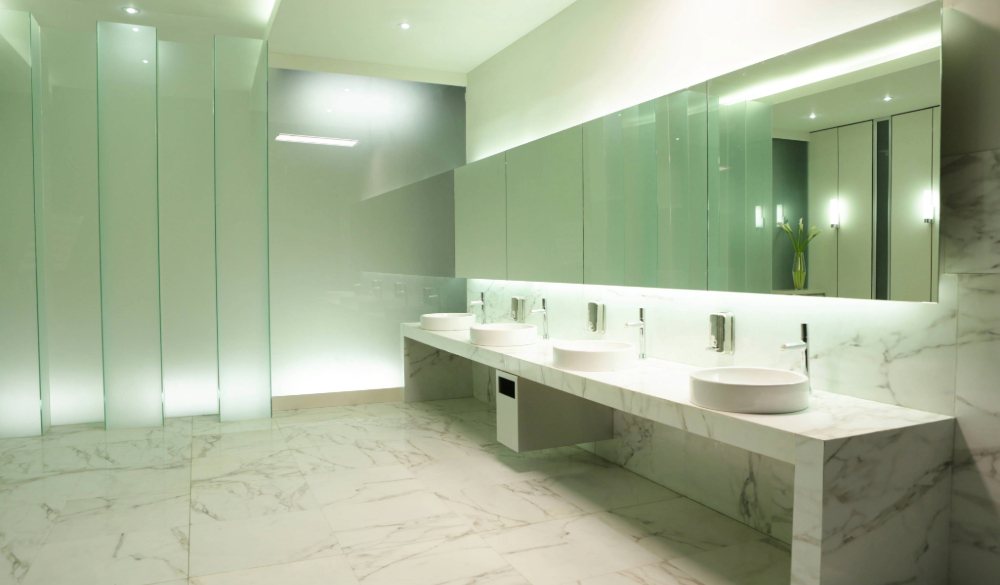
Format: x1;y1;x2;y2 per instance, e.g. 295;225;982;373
829;199;840;228
755;206;764;228
923;190;935;223
776;204;785;226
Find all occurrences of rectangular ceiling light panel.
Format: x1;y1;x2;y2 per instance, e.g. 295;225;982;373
275;133;358;147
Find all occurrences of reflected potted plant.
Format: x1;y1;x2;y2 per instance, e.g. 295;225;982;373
781;219;821;290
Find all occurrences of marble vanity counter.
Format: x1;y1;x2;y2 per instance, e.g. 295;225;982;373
402;323;951;465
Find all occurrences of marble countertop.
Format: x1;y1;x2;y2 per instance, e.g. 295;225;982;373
402;324;952;464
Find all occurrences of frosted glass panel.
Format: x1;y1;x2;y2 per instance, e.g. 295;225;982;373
215;37;270;420
31;24;104;426
158;40;218;417
621;101;658;288
0;9;42;438
97;21;163;429
583;113;625;286
267;68;466;398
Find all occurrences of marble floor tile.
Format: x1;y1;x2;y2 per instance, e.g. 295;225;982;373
666;538;790;585
0;530;47;585
188;556;359;585
346;534;529;585
0;473;81;507
0;436;41;456
567;562;702;585
273;406;370;427
192;417;277;437
381;433;492;467
304;465;417;507
72;462;192;499
190;475;320;524
190;449;299;483
39;423;107;447
188;510;341;577
435;478;590;532
537;466;681;514
47;491;190;543
191;429;288;459
483;515;663;585
291;443;399;474
594;498;766;561
317;469;471;553
96;438;192;469
412;446;614;491
404;397;494;415
22;527;190;585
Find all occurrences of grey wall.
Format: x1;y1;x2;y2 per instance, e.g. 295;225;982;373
267;68;466;398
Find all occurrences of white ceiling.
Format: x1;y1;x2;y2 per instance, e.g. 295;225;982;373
267;0;578;73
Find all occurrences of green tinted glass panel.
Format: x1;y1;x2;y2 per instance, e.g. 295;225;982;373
0;9;42;437
215;36;271;421
97;21;163;429
158;40;218;417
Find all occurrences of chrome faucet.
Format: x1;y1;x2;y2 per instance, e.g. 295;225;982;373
625;308;646;359
468;292;485;323
531;299;549;340
781;324;810;382
511;296;526;322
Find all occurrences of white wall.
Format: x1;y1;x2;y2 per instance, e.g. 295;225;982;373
466;0;930;161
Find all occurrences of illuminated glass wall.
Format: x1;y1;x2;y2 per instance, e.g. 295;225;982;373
267;68;466;397
0;9;42;438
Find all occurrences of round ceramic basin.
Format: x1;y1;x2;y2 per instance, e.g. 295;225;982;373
689;367;809;414
552;340;637;372
470;323;537;347
420;313;476;331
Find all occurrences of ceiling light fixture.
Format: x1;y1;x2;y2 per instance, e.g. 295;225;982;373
275;133;358;147
124;7;139;14
809;113;817;119
132;27;139;31
142;59;148;63
883;96;893;101
399;23;410;29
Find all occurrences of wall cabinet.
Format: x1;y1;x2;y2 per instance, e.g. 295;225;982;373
505;126;584;284
455;153;507;280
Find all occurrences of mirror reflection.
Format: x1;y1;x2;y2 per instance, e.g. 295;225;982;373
707;1;941;300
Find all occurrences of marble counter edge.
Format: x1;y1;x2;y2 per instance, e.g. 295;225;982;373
401;323;952;465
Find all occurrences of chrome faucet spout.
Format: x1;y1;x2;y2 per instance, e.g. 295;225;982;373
781;323;810;384
625;308;646;359
530;299;549;340
468;292;485;323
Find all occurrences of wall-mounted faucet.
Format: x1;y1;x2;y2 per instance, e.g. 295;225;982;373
781;323;810;383
587;302;606;334
511;296;526;322
531;299;549;340
707;312;734;354
468;292;485;323
625;308;646;359
423;287;438;305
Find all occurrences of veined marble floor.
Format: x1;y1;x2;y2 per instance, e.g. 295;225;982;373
0;398;790;585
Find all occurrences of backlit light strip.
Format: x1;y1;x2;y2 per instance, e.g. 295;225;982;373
275;133;358;147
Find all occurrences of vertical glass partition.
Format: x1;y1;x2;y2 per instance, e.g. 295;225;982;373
0;9;42;437
215;37;271;421
158;40;218;417
97;22;163;429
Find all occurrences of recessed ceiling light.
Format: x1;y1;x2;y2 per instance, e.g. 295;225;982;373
275;133;358;147
399;23;410;29
809;113;817;119
345;89;350;92
883;96;893;101
142;59;148;63
124;7;139;14
132;27;139;31
326;109;331;112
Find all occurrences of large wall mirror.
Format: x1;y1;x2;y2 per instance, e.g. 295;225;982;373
706;1;941;301
455;1;941;303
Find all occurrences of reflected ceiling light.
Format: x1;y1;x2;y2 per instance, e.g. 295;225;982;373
776;204;785;227
142;59;148;63
399;23;410;29
132;27;139;31
124;7;139;14
809;113;817;119
718;31;940;105
275;133;358;147
883;96;893;101
829;199;841;228
755;206;764;229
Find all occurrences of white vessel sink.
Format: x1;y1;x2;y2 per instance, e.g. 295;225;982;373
420;313;476;331
552;340;637;372
689;367;809;414
470;323;537;347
